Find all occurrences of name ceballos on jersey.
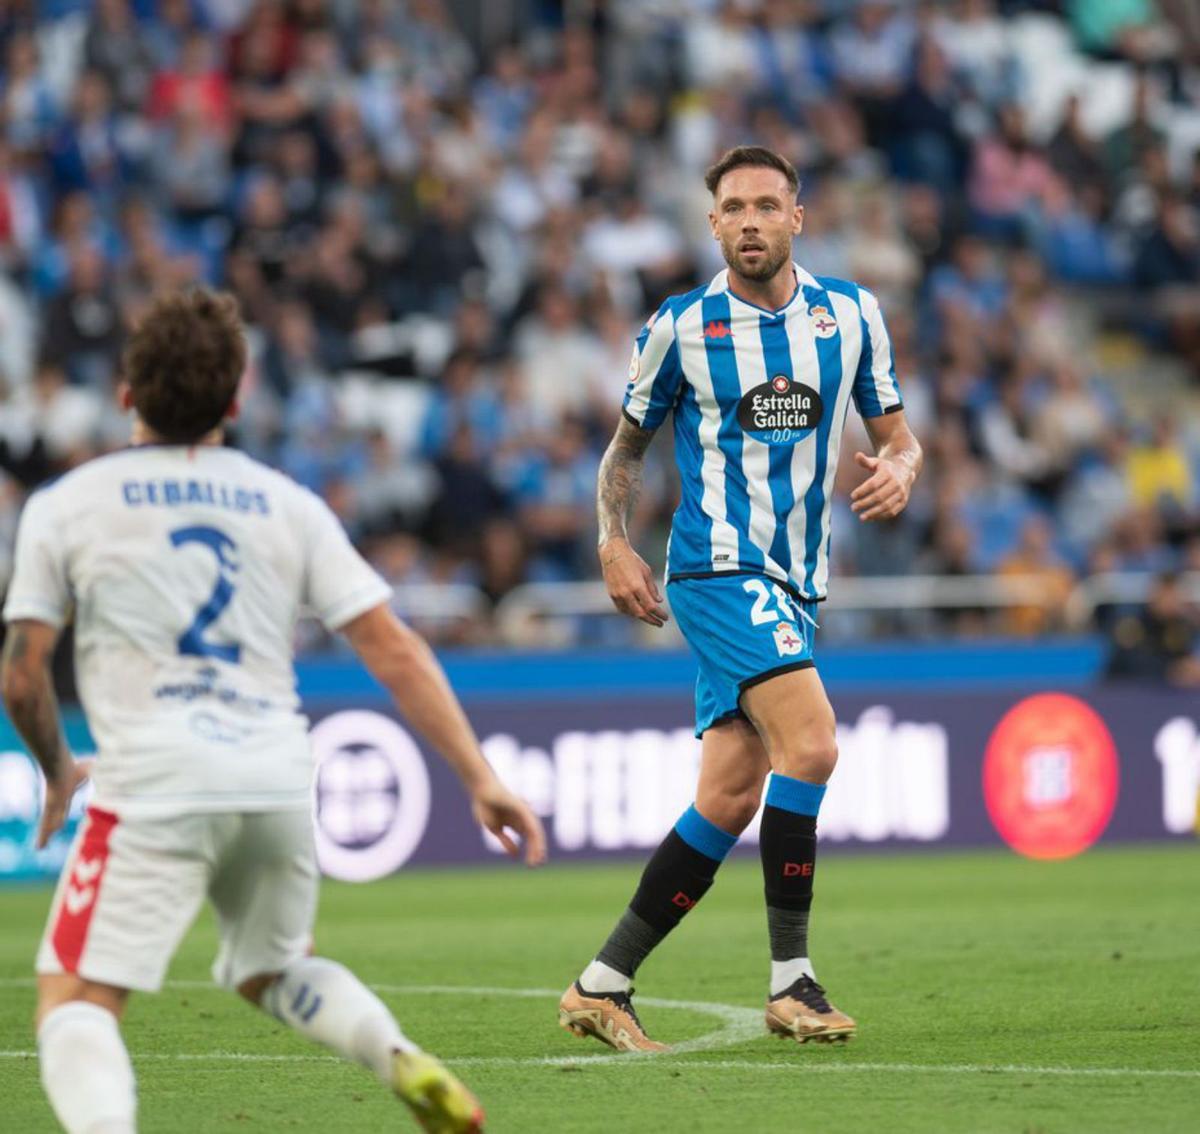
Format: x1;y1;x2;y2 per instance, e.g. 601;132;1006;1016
122;478;271;515
622;263;903;600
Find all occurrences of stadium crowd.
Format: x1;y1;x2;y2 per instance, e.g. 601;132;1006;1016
1;0;1200;649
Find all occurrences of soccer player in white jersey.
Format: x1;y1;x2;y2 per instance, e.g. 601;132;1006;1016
1;290;546;1133
559;147;923;1051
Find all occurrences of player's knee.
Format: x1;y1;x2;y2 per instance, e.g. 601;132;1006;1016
35;975;128;1029
236;972;279;1007
773;730;838;784
706;789;762;834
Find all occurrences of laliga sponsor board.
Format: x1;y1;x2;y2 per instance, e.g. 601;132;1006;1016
0;688;1197;881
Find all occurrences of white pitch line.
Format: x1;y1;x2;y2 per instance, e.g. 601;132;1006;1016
0;1051;1195;1080
1;980;1196;1081
0;980;763;1061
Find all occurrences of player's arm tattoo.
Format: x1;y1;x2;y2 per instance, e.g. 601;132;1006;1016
597;416;656;551
0;622;69;782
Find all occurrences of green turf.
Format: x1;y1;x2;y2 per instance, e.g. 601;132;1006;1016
2;845;1198;1133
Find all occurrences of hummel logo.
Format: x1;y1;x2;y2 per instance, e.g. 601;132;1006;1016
64;884;95;915
73;856;103;885
703;321;732;340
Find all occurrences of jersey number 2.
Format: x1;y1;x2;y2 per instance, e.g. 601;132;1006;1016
170;525;242;664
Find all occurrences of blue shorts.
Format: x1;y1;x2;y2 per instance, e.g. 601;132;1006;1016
666;573;819;737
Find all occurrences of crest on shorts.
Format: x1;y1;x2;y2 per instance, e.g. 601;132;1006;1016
809;305;837;339
773;621;804;657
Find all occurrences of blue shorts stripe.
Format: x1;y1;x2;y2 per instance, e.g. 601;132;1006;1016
674;804;738;862
765;773;826;817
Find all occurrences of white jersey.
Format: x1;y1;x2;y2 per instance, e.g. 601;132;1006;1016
3;446;391;818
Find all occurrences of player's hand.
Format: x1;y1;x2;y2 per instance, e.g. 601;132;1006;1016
850;451;913;522
471;780;548;867
599;538;669;627
37;759;89;850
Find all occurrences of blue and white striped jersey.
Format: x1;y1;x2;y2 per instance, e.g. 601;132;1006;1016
622;263;903;600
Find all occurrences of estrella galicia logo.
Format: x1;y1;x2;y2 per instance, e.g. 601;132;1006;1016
310;711;432;882
736;375;824;444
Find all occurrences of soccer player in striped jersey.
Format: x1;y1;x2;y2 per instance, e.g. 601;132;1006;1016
560;146;922;1050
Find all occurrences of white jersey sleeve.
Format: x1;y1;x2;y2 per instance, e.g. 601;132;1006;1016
851;287;904;419
4;488;71;628
622;300;684;432
297;491;392;630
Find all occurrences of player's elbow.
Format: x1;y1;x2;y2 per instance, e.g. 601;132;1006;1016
344;606;427;693
1;662;38;720
370;628;426;694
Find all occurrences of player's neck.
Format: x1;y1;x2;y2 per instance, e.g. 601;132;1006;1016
726;263;797;314
130;418;225;447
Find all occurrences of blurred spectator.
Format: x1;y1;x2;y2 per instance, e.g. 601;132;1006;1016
931;0;1019;109
1103;73;1166;182
968;105;1057;239
995;515;1077;636
49;70;139;204
1126;415;1194;516
829;0;915;148
84;0;154;113
0;359;100;484
2;32;57;153
889;38;966;194
426;422;508;558
514;415;598;578
0;269;34;386
401;182;486;315
1104;571;1200;686
1069;0;1180;69
40;245;122;388
514;286;607;421
148;30;233;133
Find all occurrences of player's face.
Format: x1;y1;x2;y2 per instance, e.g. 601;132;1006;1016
709;167;804;283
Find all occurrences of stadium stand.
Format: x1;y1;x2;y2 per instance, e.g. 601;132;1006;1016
1;0;1198;649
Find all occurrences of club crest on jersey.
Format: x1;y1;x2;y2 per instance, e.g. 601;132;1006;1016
809;305;837;338
773;621;804;657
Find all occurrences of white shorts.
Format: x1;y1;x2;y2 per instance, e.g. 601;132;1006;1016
37;806;318;993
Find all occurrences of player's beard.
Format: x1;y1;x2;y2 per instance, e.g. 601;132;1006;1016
721;232;792;283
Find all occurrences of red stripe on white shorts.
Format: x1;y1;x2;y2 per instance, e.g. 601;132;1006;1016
51;807;119;973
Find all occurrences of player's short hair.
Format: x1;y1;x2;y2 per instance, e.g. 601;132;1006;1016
704;146;801;200
124;288;246;443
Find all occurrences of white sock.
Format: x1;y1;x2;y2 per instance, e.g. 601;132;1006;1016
38;1001;137;1134
264;957;416;1083
579;959;632;994
770;956;816;997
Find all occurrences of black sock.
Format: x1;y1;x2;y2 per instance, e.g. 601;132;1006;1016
593;829;723;981
760;804;817;966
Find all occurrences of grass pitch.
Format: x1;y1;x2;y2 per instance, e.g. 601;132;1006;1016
1;845;1198;1133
